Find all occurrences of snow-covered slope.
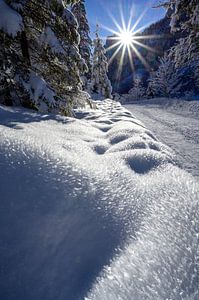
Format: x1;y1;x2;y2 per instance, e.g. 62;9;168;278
0;101;198;300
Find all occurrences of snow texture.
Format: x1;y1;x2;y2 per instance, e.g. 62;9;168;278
0;100;198;300
0;0;24;37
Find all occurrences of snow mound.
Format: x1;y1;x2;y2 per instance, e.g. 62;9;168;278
0;100;198;300
0;0;24;37
86;169;199;300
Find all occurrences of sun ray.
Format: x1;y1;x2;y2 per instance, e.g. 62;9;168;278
119;3;126;32
130;43;150;70
127;4;135;32
117;45;126;80
127;44;135;72
133;34;163;40
106;12;123;33
100;24;120;37
97;0;123;33
105;41;121;53
130;7;148;33
132;39;159;53
107;36;122;41
108;43;123;66
131;23;153;36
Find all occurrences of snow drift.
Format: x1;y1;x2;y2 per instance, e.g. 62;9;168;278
0;100;198;300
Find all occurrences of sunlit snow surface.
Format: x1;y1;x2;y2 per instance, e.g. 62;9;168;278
0;101;198;300
125;98;199;178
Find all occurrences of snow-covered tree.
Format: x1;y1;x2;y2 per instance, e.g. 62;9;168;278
72;0;92;88
151;0;199;97
128;76;146;100
195;64;199;90
91;25;112;99
37;0;85;114
148;54;180;97
168;1;199;66
0;0;86;115
168;0;199;95
0;0;31;107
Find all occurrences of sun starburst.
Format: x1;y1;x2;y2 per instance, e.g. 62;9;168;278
100;3;163;80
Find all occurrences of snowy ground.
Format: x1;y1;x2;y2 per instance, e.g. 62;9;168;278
125;99;199;179
0;100;198;300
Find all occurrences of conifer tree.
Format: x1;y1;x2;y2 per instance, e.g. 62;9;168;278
0;0;85;115
152;0;199;97
72;0;92;88
0;0;36;108
91;25;112;99
195;64;199;90
169;0;199;66
128;76;146;100
148;54;179;97
168;0;199;95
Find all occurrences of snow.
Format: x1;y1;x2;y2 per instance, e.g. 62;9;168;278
20;71;57;110
124;97;199;118
0;0;24;37
40;26;65;54
125;99;199;178
63;8;78;27
0;100;198;300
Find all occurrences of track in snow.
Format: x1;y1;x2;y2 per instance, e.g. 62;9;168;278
125;103;199;179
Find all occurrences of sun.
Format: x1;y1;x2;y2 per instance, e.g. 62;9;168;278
118;30;134;46
100;3;162;79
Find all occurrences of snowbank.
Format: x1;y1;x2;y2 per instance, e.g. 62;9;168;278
0;100;198;300
0;0;24;37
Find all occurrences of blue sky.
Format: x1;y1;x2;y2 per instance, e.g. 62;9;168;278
85;0;166;40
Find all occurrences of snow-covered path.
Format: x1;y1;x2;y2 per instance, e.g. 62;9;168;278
125;103;199;178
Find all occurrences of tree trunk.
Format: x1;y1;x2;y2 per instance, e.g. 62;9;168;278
20;31;31;65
